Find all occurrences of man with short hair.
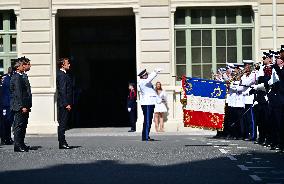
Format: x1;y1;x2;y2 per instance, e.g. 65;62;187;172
10;60;31;152
56;58;73;149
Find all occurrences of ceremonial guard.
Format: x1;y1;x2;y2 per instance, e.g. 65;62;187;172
240;60;256;141
229;64;245;139
10;59;32;152
270;51;284;152
127;82;137;132
138;68;162;141
56;58;73;149
1;67;14;145
252;52;272;146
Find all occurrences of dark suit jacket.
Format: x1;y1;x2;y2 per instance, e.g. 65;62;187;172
56;70;73;107
22;73;32;108
10;73;31;111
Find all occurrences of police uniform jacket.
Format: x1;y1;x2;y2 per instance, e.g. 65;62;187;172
241;73;256;105
271;64;284;105
10;72;32;111
1;74;11;108
127;89;137;109
138;71;158;105
230;81;245;108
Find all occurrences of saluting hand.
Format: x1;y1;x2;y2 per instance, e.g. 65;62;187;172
66;105;72;111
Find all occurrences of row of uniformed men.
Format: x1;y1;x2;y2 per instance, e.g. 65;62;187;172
216;46;284;152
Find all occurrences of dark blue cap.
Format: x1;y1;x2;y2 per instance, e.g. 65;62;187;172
138;69;147;77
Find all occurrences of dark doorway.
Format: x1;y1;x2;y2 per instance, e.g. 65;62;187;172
58;15;136;128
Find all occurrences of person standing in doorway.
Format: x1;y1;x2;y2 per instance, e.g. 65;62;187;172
10;59;31;152
56;58;73;149
138;68;162;141
127;83;137;132
154;82;168;132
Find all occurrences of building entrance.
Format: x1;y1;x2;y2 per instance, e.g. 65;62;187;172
58;15;136;128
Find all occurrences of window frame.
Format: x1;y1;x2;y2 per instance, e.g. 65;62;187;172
174;7;254;83
0;10;17;75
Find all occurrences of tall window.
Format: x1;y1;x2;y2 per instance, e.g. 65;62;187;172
175;7;254;80
0;10;17;75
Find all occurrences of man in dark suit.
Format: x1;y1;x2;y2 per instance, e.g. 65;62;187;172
10;60;32;152
1;67;14;145
56;58;73;149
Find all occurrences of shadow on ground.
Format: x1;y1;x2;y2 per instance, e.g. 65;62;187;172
1;152;282;184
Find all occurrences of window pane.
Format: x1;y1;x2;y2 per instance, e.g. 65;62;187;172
216;9;225;24
176;31;186;46
10;35;16;52
243;47;252;60
176;65;186;77
191;30;201;46
242;29;252;45
242;8;252;23
0;36;3;52
192;47;201;63
11;59;17;68
10;12;16;30
0;13;3;30
202;30;211;46
201;9;211;24
202;47;212;63
227;47;237;63
192;65;201;78
191;10;201;24
203;64;212;79
176;48;186;64
227;9;236;24
216;47;226;63
0;59;3;75
175;9;186;25
216;30;226;46
227;30;236;46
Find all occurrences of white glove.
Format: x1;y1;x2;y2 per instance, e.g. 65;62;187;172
128;108;131;112
253;101;258;106
154;68;163;73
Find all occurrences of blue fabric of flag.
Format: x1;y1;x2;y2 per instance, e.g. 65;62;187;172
184;77;227;99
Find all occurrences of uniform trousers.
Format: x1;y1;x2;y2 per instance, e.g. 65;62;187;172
269;105;281;147
279;105;284;150
13;111;29;147
129;106;137;131
58;106;70;145
242;104;253;139
141;105;155;140
2;107;13;141
230;107;244;138
254;103;269;143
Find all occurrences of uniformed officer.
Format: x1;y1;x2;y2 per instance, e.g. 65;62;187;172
127;82;137;132
240;60;256;141
1;67;14;145
56;58;73;149
138;68;162;141
252;52;272;146
10;60;32;152
0;75;3;144
270;52;284;152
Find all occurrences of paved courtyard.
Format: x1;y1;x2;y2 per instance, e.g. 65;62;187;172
0;128;284;184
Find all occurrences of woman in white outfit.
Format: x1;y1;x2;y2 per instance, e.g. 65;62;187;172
154;82;168;132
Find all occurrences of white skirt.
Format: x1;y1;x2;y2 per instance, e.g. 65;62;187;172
154;102;168;113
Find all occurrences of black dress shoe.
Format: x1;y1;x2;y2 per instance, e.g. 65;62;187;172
14;146;29;152
59;144;71;149
128;130;136;132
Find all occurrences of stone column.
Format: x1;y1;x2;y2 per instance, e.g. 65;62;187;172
252;5;260;62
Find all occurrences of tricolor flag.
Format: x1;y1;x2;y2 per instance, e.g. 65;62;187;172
182;77;227;130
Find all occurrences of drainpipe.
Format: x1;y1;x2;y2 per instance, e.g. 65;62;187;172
273;0;277;51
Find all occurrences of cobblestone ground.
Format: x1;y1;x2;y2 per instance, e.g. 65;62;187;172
0;129;284;184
